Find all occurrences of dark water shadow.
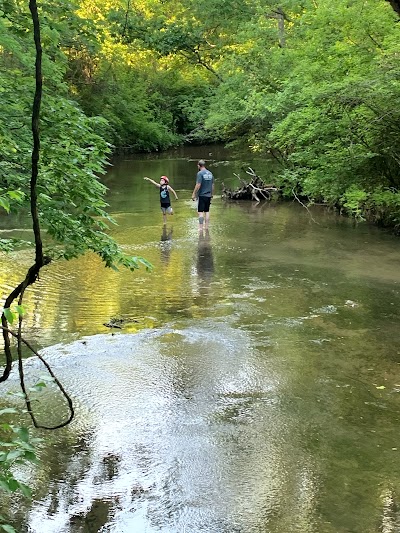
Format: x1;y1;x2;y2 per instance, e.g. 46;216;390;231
160;226;173;267
196;230;214;287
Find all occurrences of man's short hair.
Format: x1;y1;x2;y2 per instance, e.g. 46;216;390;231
198;159;206;166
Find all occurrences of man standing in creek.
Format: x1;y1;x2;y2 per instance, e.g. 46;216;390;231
192;159;215;232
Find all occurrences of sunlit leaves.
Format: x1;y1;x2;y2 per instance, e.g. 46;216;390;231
1;304;26;325
0;196;10;214
3;0;400;267
0;0;151;271
2;308;15;325
211;0;400;216
0;190;25;214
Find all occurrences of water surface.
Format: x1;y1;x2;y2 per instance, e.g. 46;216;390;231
1;146;400;532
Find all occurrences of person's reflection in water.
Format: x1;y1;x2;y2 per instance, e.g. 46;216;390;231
160;225;173;266
196;229;214;288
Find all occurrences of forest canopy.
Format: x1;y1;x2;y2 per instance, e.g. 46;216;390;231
1;0;400;226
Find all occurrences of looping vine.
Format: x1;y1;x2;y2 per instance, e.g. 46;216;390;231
0;325;74;430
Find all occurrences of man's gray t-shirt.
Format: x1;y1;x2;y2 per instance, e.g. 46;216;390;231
196;168;214;197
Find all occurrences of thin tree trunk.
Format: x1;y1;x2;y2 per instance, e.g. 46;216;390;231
29;0;44;267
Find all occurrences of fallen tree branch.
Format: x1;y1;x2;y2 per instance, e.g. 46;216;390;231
292;187;319;225
222;168;278;201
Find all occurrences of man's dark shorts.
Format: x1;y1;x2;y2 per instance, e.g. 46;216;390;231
198;196;211;212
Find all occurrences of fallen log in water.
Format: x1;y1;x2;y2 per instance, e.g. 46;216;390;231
221;167;279;202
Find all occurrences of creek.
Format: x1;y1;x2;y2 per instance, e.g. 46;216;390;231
1;145;400;532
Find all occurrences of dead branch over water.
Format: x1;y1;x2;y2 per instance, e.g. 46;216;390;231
221;167;279;203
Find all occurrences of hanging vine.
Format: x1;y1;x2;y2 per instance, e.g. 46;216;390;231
0;0;74;430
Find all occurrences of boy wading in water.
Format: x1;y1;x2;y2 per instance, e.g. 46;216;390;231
144;175;178;225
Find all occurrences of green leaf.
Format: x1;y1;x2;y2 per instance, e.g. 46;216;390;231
0;409;19;416
5;450;23;462
16;427;29;443
0;197;10;214
7;190;24;201
0;521;16;533
138;257;154;271
6;478;20;492
22;451;39;463
0;480;10;492
15;305;25;317
29;382;47;392
7;392;26;399
2;308;14;325
17;483;31;498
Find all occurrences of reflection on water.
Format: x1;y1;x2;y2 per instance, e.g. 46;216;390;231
196;230;214;287
161;225;173;243
12;328;321;533
160;225;173;267
1;148;400;532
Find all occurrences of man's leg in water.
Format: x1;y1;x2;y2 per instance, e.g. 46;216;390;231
198;211;204;231
204;211;210;230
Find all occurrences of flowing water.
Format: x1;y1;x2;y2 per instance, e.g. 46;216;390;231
1;146;400;533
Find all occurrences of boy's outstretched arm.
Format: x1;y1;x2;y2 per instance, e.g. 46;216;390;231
144;177;160;188
168;185;178;200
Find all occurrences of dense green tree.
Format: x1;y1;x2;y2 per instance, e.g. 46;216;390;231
264;1;400;224
64;0;213;148
0;0;153;265
198;0;400;226
2;0;400;228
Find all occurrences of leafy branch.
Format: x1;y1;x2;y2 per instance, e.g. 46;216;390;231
0;0;74;430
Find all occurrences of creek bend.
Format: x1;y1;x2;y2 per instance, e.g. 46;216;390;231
1;146;400;532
